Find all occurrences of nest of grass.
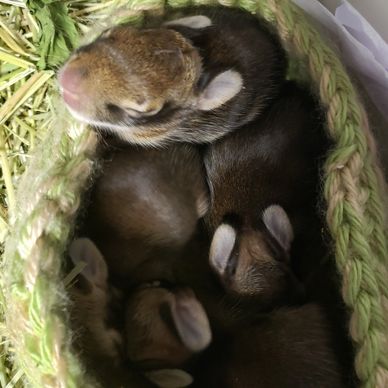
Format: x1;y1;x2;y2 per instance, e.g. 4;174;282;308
1;0;388;387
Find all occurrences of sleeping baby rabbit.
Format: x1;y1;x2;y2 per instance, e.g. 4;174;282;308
204;81;330;297
58;6;286;145
82;142;208;290
193;303;347;388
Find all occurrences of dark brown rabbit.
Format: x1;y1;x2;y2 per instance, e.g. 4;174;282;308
81;143;208;290
204;81;330;295
193;304;347;388
58;6;286;145
125;285;211;370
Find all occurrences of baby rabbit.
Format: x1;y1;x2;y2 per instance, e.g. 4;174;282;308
82;142;208;289
193;304;347;388
58;6;286;145
204;81;329;297
191;233;353;387
67;238;152;388
125;285;211;371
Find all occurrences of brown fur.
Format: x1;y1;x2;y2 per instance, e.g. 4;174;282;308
164;229;351;387
67;236;211;387
69;274;123;363
125;286;211;371
70;142;209;386
59;27;201;144
126;287;193;369
193;304;347;388
204;81;329;292
160;6;287;129
68;249;153;388
173;228;293;333
59;6;286;145
202;81;354;385
226;229;296;299
81;142;208;289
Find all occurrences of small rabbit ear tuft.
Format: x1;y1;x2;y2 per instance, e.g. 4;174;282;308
262;205;294;252
68;238;108;287
170;289;212;352
209;224;237;275
144;369;194;388
197;70;243;111
164;15;212;29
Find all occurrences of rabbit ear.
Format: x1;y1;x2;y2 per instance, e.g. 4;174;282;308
197;70;243;111
164;15;212;29
144;369;193;388
68;238;108;287
209;224;237;275
196;190;209;218
262;205;294;252
169;288;211;353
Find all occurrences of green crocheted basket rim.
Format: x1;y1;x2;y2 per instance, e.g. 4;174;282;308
3;0;388;387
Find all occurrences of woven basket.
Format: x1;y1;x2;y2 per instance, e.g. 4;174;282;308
2;0;388;387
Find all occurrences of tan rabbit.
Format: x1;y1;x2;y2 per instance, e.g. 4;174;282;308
58;6;286;145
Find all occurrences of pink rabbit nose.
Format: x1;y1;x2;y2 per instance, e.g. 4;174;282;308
58;65;87;111
58;64;87;93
